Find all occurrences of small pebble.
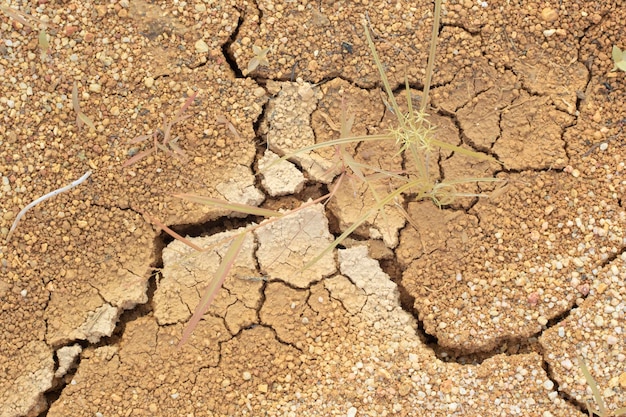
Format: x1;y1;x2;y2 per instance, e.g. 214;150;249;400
561;358;573;370
541;7;559;21
594;316;604;327
195;39;209;53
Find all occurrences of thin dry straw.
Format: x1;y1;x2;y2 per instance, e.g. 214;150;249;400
5;170;92;242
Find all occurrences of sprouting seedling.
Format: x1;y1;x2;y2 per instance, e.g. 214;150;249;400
5;170;92;242
123;91;198;166
72;82;96;131
577;355;626;417
244;45;271;75
611;46;626;73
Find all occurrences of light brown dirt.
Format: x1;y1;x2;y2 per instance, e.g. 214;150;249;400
1;0;625;416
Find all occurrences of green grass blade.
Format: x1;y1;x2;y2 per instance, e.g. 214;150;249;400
421;0;442;112
175;194;283;218
278;133;391;157
264;133;392;172
441;177;502;186
179;232;246;346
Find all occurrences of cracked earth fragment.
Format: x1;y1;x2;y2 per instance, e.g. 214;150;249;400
540;252;626;412
255;203;336;288
260;79;336;181
215;165;264;208
0;341;54;417
71;303;119;343
153;227;260;326
258;150;306;197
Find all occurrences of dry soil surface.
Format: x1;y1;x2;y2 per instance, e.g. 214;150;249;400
1;1;625;416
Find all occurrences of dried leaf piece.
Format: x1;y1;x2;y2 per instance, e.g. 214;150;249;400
612;45;626;72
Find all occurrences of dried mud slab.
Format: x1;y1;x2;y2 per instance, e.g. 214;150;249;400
0;341;54;417
153;227;260;328
47;244;581;417
233;2;480;88
255;203;336;288
260;79;334;181
493;92;573;170
0;1;265;415
401;169;626;354
455;0;591;115
540;253;626;413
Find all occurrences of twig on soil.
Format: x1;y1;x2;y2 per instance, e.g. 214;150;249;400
6;170;92;242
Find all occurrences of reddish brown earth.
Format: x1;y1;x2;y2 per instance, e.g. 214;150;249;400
1;1;625;416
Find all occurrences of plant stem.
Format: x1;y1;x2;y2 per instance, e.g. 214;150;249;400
6;170;92;242
421;0;442;113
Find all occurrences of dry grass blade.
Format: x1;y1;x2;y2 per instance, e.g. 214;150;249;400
578;355;607;416
72;82;96;131
174;91;198;122
175;194;284;218
0;4;44;29
577;356;626;416
142;211;204;252
216;115;242;139
122;149;155;167
178;232;247;346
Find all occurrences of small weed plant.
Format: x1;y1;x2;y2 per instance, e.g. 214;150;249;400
123;91;198;166
167;0;500;344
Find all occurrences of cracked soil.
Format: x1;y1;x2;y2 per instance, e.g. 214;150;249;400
1;0;626;416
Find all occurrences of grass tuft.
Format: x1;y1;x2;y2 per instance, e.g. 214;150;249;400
170;0;502;344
